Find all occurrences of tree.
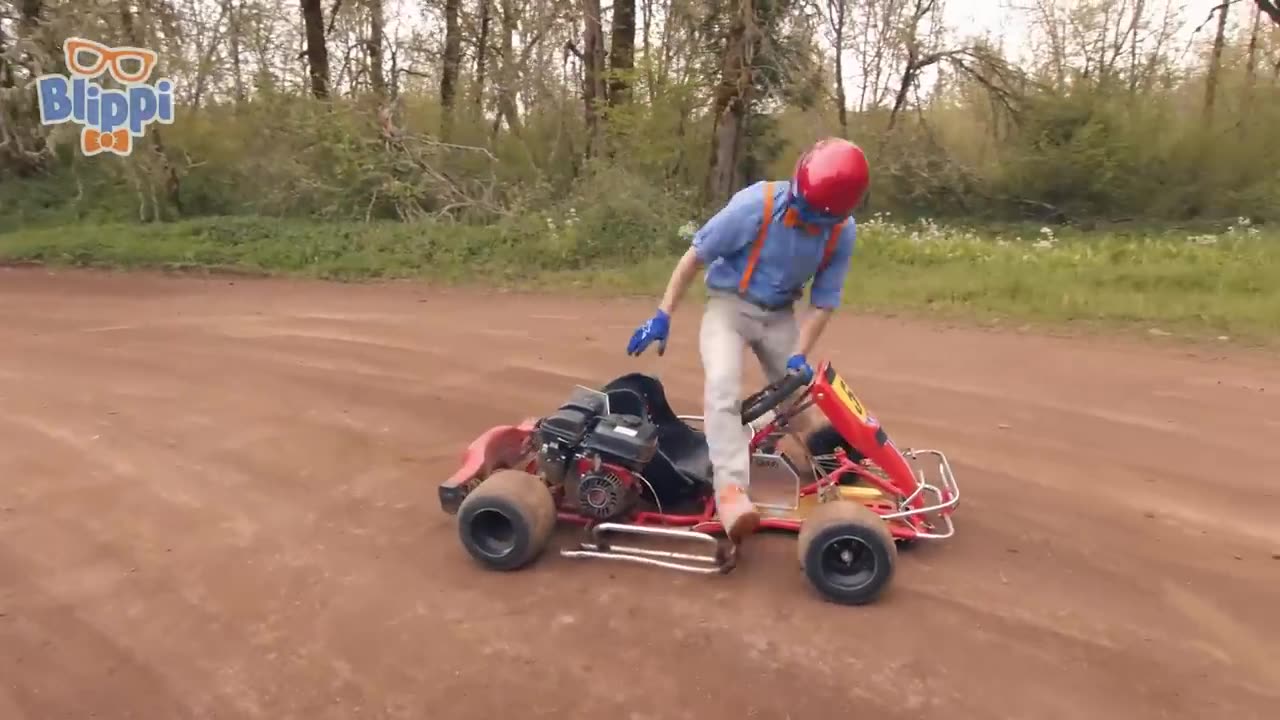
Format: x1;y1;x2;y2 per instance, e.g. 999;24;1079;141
1254;0;1280;25
1202;0;1232;124
441;0;462;136
1;0;1278;222
300;0;329;98
818;0;849;137
609;0;636;105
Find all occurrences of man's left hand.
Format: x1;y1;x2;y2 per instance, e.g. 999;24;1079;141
787;353;813;381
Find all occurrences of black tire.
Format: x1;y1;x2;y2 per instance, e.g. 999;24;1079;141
804;428;918;551
456;469;557;571
797;500;897;605
805;422;866;465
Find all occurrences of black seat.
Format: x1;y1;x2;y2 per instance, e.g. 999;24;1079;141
600;373;712;502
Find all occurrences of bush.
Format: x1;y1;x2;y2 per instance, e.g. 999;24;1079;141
4;211;1277;342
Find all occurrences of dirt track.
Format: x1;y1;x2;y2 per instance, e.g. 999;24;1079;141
1;267;1278;720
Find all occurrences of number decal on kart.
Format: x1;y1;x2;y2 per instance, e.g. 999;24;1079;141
831;373;870;422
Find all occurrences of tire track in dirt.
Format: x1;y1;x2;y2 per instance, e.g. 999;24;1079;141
2;269;1279;720
0;293;912;719
1161;580;1280;692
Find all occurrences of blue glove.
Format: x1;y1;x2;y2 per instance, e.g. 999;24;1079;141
787;353;813;381
627;309;670;356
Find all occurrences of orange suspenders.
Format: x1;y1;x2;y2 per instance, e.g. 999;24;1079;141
822;220;848;265
738;182;776;293
737;181;848;296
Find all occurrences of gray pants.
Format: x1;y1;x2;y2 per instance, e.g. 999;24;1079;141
698;290;797;520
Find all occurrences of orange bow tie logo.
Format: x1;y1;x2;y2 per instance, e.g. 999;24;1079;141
782;206;826;236
81;127;131;156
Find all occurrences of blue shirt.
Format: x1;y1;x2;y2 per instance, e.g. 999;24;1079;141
691;180;856;310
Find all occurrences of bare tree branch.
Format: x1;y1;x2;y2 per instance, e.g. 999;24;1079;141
1254;0;1280;25
1193;0;1243;35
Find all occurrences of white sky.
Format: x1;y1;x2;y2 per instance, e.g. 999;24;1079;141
941;0;1216;63
945;0;1013;39
339;0;1220;104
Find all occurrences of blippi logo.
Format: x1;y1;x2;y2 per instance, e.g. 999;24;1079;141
36;37;174;157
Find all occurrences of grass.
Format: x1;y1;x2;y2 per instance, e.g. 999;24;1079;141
2;214;1278;344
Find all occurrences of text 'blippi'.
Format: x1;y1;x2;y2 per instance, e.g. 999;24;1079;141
36;37;176;157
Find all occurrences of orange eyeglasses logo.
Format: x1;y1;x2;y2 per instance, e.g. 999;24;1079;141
36;37;175;158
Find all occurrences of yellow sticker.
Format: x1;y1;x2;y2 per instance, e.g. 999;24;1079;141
830;372;870;422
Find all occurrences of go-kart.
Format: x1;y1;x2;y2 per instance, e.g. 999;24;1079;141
437;360;959;605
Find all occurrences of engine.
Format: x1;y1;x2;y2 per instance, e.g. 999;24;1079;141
533;395;660;521
573;463;636;520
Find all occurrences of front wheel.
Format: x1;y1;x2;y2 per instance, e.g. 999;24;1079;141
797;500;896;605
456;469;557;571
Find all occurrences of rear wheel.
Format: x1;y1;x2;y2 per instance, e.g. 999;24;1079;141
797;500;896;605
457;469;557;571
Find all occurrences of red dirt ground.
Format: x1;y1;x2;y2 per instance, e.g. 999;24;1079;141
1;267;1278;720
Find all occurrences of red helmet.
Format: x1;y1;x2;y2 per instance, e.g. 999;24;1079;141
792;138;870;218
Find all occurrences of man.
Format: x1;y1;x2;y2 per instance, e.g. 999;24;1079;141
625;137;870;550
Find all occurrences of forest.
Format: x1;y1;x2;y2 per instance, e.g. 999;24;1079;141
3;0;1279;222
1;1;1279;337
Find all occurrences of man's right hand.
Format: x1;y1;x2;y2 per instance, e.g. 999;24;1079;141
626;309;670;356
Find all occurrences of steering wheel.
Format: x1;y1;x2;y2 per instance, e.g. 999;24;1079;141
740;368;812;425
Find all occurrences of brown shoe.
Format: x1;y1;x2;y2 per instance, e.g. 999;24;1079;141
725;504;761;545
717;483;761;545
